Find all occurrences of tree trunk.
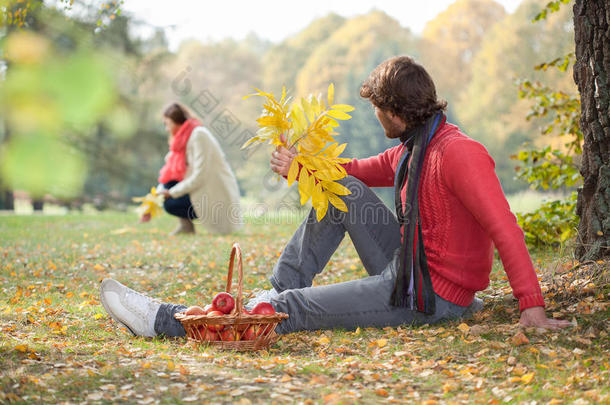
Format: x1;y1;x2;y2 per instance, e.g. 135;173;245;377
573;0;610;260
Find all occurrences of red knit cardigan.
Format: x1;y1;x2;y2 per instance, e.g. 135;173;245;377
342;122;545;311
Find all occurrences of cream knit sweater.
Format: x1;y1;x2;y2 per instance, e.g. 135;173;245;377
167;126;242;234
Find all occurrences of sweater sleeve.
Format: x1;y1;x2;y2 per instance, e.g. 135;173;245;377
442;139;545;311
341;145;401;187
169;130;207;198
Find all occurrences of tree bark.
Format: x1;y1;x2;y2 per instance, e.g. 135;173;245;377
573;0;610;260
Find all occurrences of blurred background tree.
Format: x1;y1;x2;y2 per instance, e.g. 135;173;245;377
419;0;507;118
454;0;575;194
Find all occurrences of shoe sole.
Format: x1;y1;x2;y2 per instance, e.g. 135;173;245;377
99;281;137;337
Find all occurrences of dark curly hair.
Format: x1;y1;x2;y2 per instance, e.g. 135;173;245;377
360;56;447;129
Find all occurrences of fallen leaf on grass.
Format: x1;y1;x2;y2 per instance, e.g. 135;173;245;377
323;393;340;403
457;323;470;334
511;331;529;346
375;388;389;397
375;338;387;348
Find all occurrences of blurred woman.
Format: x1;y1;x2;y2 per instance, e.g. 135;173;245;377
157;103;242;235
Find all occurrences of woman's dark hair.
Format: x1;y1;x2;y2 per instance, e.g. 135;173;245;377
360;56;447;129
163;102;191;125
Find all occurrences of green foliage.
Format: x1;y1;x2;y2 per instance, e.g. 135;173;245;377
516;191;578;245
0;26;117;198
96;0;124;30
512;53;582;247
1;0;41;28
455;0;576;194
533;0;572;22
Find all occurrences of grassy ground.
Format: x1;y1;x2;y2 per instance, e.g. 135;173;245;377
0;212;608;404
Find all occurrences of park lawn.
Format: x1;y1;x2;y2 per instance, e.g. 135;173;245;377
0;212;608;404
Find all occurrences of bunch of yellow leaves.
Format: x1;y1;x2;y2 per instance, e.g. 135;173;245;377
243;83;354;221
132;186;164;222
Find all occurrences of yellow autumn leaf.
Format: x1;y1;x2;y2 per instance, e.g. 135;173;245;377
298;169;315;206
243;83;353;221
457;323;470;334
311;183;325;210
167;360;175;371
326;109;352;120
442;382;457;393
315;169;345;181
315;200;328;222
324;142;347;158
15;344;28;353
327;83;334;106
321;181;351;196
330;104;355;112
241;136;261;149
521;372;535;384
318;336;330;345
287;159;299;187
327;192;348;212
301;97;315;123
376;338;387;348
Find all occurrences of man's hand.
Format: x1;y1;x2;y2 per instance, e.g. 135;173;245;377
519;306;571;330
270;134;297;177
158;190;171;200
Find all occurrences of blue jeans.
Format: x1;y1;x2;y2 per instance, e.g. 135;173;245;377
154;176;468;336
162;181;197;220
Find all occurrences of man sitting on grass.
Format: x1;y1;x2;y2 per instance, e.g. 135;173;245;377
100;56;570;337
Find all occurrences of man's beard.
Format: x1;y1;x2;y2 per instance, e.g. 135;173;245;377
384;125;404;139
379;115;405;139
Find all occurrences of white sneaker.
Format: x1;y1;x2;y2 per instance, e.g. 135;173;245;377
99;279;160;337
245;287;279;311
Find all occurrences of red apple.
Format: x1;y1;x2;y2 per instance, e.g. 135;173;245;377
203;304;214;314
220;328;239;341
184;306;206;316
242;325;260;340
235;321;249;332
212;292;235;314
206;310;225;332
195;325;207;340
251;302;275;315
200;328;218;341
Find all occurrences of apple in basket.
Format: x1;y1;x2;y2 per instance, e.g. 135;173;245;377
242;325;260;341
199;327;218;341
206;310;225;332
220;328;239;341
212;292;235;314
184;306;206;316
251;302;275;315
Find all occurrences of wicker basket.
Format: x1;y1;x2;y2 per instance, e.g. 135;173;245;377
174;242;288;351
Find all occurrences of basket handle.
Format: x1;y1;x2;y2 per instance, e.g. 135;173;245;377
226;242;243;316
